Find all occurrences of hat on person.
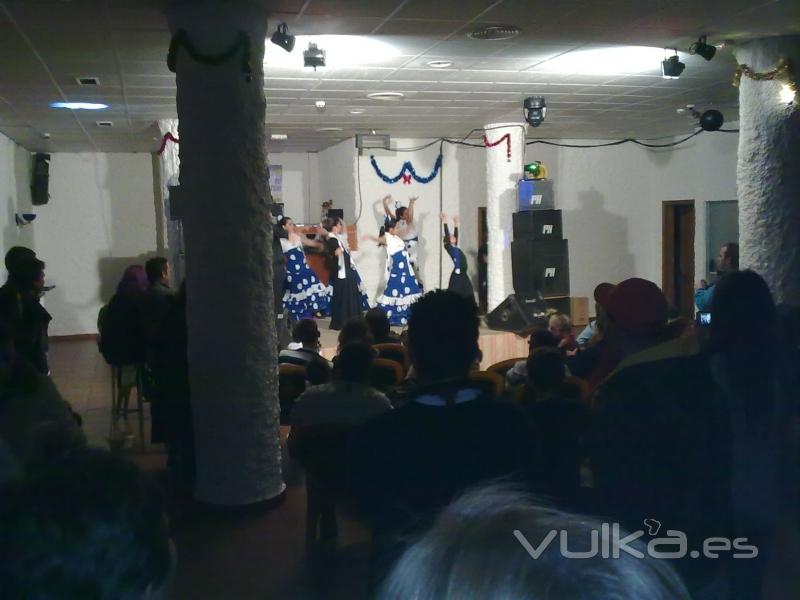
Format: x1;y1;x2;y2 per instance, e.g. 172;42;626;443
593;282;614;308
604;278;668;335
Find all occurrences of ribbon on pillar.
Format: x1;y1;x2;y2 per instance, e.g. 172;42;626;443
157;132;180;155
483;133;511;162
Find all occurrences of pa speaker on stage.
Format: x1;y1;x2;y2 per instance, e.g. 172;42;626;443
31;153;50;206
511;239;570;297
512;209;563;241
486;293;549;333
517;179;554;211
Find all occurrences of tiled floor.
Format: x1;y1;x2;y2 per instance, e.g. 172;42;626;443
48;339;371;600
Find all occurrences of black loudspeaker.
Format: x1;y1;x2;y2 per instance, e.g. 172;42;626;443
31;153;50;206
512;209;563;241
511;239;570;297
486;293;549;333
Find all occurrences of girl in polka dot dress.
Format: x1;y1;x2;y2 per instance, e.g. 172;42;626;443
279;217;332;321
366;219;422;326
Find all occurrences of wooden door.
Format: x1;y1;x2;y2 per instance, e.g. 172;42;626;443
662;200;696;318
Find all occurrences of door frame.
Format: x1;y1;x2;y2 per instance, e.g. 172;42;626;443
662;200;695;317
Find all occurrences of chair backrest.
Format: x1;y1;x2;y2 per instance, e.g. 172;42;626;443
467;370;505;398
373;343;410;374
279;363;307;424
486;357;527;378
288;423;355;489
369;358;404;392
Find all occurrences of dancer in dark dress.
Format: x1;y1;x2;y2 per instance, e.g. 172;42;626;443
440;213;474;301
323;216;370;330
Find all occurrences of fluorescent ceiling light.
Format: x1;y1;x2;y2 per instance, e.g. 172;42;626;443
367;92;404;101
426;60;453;68
264;35;397;69
532;46;680;76
349;109;365;114
317;127;343;132
271;133;288;140
779;84;796;104
50;102;108;110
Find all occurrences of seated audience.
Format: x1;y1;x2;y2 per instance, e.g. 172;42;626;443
505;328;559;388
305;355;333;386
0;323;85;476
548;312;578;353
290;343;391;428
141;257;174;349
365;307;401;344
0;448;174;599
98;265;149;367
575;281;613;349
379;486;690;600
337;315;374;351
519;348;589;502
279;319;328;367
695;241;738;311
591;270;800;599
0;251;51;374
349;290;534;585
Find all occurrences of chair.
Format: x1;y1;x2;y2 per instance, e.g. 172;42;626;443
369;358;404;392
486;357;527;379
279;364;307;424
373;343;410;375
287;423;355;545
467;370;505;398
109;364;146;450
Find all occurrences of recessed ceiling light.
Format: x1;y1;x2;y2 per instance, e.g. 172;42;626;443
468;25;520;41
95;121;114;127
317;127;344;132
50;102;108;110
349;109;365;114
271;133;288;140
426;60;453;68
76;76;100;86
367;92;404;101
315;100;326;109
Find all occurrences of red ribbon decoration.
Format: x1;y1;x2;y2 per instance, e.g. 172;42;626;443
157;132;180;155
483;133;511;162
402;173;412;185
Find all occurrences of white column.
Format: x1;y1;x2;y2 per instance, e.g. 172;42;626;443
485;122;525;311
734;36;800;305
166;2;283;505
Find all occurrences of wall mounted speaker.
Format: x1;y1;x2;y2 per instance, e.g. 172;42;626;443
31;153;50;206
486;293;549;333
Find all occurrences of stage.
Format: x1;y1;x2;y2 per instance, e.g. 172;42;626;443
315;318;529;370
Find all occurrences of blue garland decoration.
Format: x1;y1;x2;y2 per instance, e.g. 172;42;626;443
370;154;443;184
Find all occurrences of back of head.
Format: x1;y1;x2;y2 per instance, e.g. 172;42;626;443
117;265;148;297
5;246;36;277
604;278;668;343
722;242;739;271
338;316;373;349
526;347;565;392
408;290;479;381
293;318;320;348
365;307;391;342
306;356;332;386
380;486;690;600
529;328;559;351
322;216;342;232
145;257;169;285
10;257;45;291
335;342;374;384
548;313;571;338
710;269;776;353
0;448;172;600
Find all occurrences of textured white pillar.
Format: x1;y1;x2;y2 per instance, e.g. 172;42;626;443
734;36;800;305
167;2;283;505
485;123;525;311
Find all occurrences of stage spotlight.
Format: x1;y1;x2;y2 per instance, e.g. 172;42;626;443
699;109;724;131
303;42;326;70
689;35;716;61
523;96;546;127
661;53;685;79
270;23;295;53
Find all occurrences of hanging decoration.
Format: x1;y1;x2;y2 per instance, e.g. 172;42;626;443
733;57;792;87
167;29;252;81
157;132;180;155
370;154;443;184
483;133;511;162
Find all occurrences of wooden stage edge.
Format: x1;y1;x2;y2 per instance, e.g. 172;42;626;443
317;318;528;369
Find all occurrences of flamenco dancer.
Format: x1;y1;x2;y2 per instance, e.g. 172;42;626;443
365;219;422;326
279;217;332;321
382;195;422;288
322;216;370;330
440;213;475;301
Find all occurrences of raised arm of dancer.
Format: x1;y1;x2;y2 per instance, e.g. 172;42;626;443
453;215;459;244
382;195;395;219
299;227;325;249
362;234;386;246
406;196;418;223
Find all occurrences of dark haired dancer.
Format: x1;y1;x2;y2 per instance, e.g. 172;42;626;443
278;217;331;321
322;216;370;330
383;195;422;288
440;213;474;301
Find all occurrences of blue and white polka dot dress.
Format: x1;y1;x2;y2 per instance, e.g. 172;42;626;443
281;242;332;320
376;233;422;326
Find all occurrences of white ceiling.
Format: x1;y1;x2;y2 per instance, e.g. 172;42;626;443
0;0;798;153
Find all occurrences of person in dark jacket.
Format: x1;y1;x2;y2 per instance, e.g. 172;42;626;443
141;257;174;350
439;213;474;301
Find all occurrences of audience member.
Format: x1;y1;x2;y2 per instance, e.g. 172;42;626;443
591;270;800;598
519;348;589;502
289;343;391;428
0;322;85;476
0;448;174;599
575;281;612;348
379;486;690;600
365;307;401;344
695;241;738;311
279;319;328;367
548;312;578;352
141;257;174;349
337;315;374;351
505;328;559;388
0;252;52;374
349;290;534;586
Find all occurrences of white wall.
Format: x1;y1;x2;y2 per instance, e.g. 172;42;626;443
266;152;320;224
318;139;357;222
